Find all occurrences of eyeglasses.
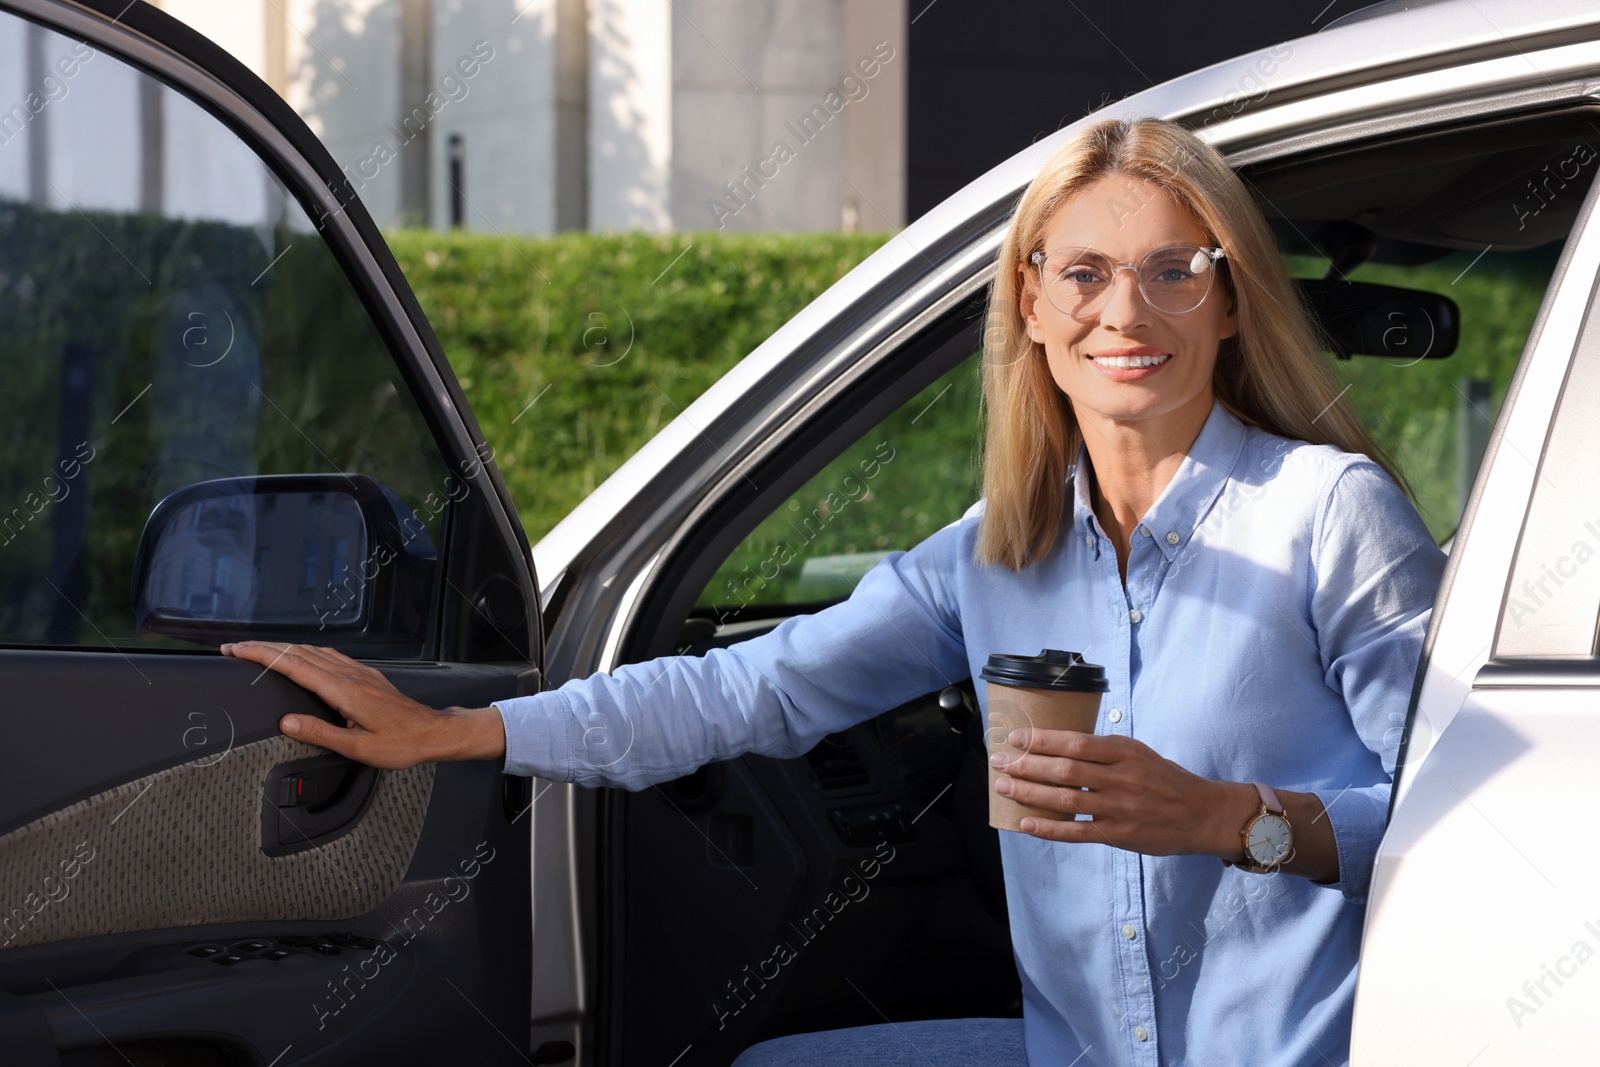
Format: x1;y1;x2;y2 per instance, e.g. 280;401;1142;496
1029;243;1227;319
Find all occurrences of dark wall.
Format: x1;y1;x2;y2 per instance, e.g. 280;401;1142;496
905;1;1377;219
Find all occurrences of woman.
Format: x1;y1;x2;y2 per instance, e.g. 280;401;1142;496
224;116;1445;1066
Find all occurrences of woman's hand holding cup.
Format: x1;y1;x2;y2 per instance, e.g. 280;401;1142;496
990;727;1251;859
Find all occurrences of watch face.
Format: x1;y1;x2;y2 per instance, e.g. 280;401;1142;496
1246;812;1292;867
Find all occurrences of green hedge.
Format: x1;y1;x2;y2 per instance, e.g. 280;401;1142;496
386;231;893;545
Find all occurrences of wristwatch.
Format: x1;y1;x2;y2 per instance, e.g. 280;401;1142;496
1222;782;1294;873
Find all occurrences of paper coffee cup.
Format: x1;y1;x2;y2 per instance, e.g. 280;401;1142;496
980;649;1108;832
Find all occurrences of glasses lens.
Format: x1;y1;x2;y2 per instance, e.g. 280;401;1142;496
1140;245;1216;314
1037;245;1218;317
1037;248;1113;318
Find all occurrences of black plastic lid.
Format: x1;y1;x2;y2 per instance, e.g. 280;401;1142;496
979;649;1109;692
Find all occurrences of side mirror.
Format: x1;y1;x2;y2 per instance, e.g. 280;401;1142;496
131;474;437;653
1295;278;1460;361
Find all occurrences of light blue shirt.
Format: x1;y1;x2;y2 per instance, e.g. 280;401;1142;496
495;398;1446;1066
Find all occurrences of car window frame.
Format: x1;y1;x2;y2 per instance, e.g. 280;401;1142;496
1490;225;1600;660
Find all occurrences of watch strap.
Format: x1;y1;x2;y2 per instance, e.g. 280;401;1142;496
1252;781;1284;815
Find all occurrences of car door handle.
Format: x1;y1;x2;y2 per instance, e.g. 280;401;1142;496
260;754;380;857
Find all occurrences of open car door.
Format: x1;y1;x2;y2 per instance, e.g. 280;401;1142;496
0;1;558;1062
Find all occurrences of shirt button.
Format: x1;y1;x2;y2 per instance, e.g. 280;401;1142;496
1165;531;1180;545
1134;1025;1150;1042
1084;534;1093;548
1109;708;1123;723
1136;524;1150;537
1121;924;1137;940
1128;608;1143;624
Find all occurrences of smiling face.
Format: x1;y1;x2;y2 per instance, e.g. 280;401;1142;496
1019;175;1238;438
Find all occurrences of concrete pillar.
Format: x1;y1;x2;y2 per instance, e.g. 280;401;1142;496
841;0;903;231
263;2;289;98
397;0;431;226
672;0;838;233
429;0;560;235
23;21;47;209
555;0;588;230
161;0;401;225
589;0;671;232
670;0;905;233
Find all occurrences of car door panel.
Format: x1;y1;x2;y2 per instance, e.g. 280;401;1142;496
0;734;434;946
1353;680;1600;1063
0;656;533;932
0;655;533;1062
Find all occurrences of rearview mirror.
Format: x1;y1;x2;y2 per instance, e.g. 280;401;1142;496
1295;278;1460;361
131;474;437;653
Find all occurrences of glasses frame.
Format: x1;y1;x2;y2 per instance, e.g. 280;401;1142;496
1029;244;1227;320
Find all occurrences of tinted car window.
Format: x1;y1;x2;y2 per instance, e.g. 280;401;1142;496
0;14;449;652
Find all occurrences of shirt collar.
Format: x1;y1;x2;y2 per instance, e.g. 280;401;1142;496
1069;398;1249;563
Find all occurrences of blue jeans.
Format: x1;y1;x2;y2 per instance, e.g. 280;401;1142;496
730;1017;1027;1066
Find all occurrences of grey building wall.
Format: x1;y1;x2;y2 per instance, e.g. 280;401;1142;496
671;0;905;233
139;0;1368;234
149;0;905;235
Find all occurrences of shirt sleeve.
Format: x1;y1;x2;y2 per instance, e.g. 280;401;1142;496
493;516;975;789
1306;458;1446;902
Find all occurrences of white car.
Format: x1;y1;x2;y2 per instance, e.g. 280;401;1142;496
0;0;1594;1063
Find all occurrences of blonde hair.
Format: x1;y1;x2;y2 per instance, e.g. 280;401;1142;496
975;116;1405;572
